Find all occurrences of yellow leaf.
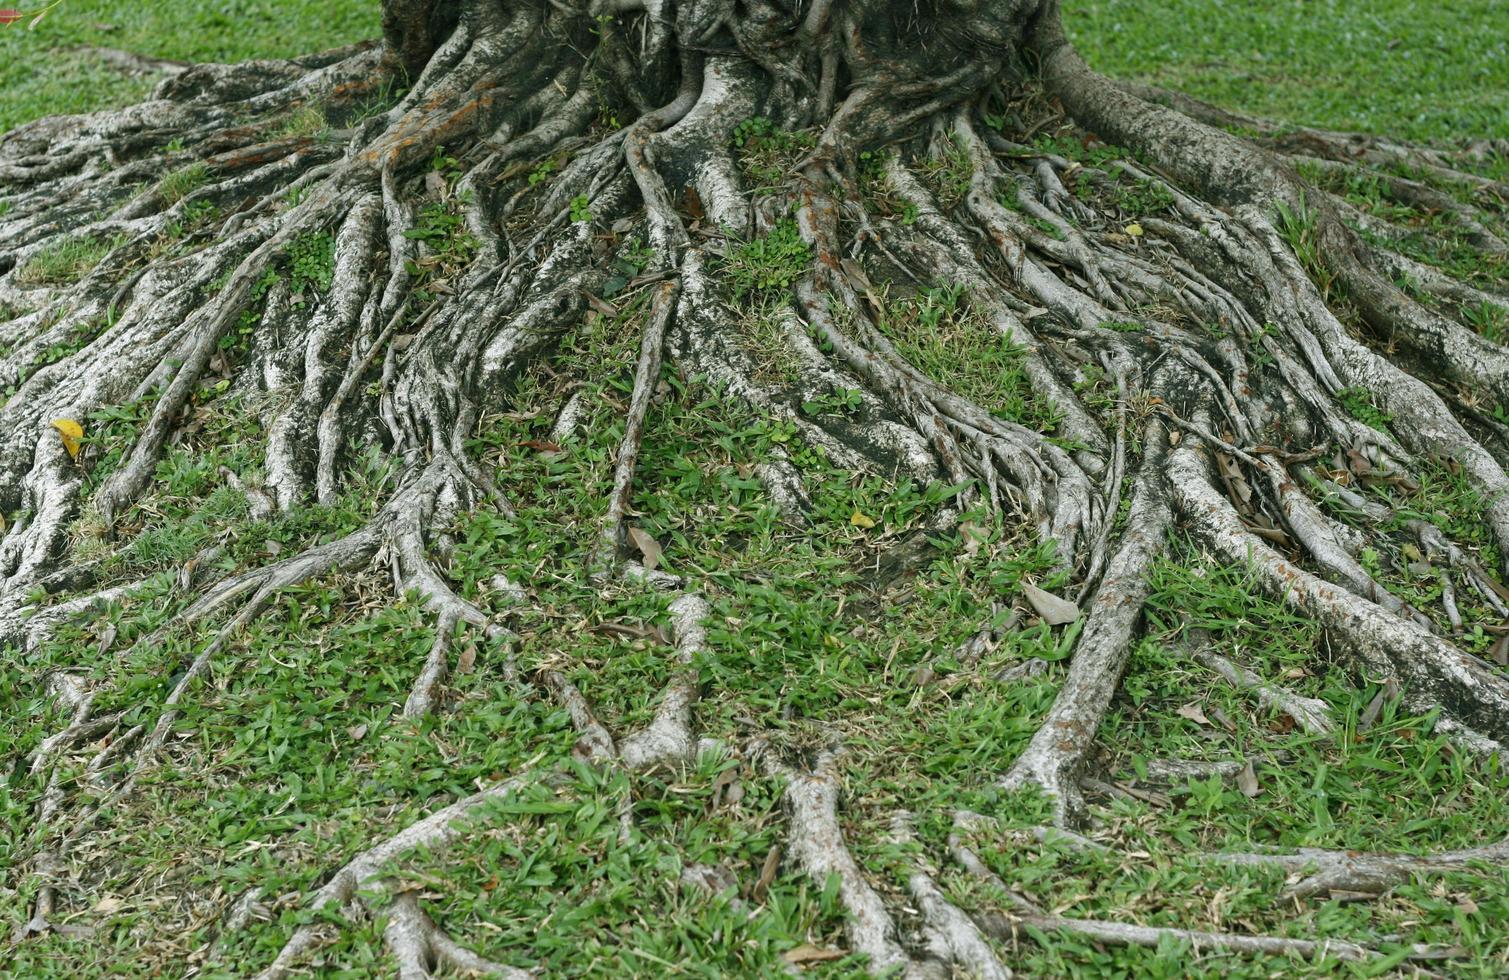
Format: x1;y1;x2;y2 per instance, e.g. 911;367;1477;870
850;509;876;529
1124;223;1144;238
51;418;83;460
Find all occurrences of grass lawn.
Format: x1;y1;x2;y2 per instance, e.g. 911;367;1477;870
1065;0;1509;143
3;1;1506;142
0;0;379;133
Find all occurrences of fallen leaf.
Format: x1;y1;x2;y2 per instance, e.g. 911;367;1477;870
1236;760;1261;797
1176;702;1212;726
1358;678;1400;732
1208;703;1238;732
51;418;83;460
709;767;740;812
520;439;563;453
783;944;847;965
590;621;672;644
1021;582;1078;625
850;509;876;529
628;527;663;570
1124;222;1144;237
1490;633;1509;667
959;521;988;557
752;844;781;903
583;291;618;318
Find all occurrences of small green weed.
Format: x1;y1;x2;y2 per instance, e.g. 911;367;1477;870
1337;386;1393;432
723;220;811;300
286;230;335;299
732;116;816;193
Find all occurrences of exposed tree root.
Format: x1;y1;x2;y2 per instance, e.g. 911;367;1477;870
1209;839;1509;900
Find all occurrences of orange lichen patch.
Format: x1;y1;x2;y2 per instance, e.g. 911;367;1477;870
207;137;313;172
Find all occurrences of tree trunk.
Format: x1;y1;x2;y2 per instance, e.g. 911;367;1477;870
3;1;1509;975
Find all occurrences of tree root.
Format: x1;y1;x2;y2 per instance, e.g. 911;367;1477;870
1207;839;1509;900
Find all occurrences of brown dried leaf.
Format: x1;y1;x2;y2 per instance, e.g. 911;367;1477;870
1268;714;1297;734
709;767;740;812
1490;633;1509;667
1176;702;1212;726
1358;678;1400;732
782;944;847;965
583;291;618;318
1236;760;1261;798
1021;582;1079;625
628;527;662;570
752;844;780;903
959;521;988;557
1208;703;1238;732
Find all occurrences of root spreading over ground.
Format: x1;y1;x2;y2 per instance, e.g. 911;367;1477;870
3;0;1509;975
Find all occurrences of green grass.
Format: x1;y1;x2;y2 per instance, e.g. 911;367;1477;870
1065;0;1509;143
5;3;1509;977
0;0;378;133
5;1;1504;147
721;220;811;301
9;277;1506;975
15;233;125;285
155;161;210;205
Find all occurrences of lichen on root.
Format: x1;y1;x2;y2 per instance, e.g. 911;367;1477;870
5;0;1509;974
